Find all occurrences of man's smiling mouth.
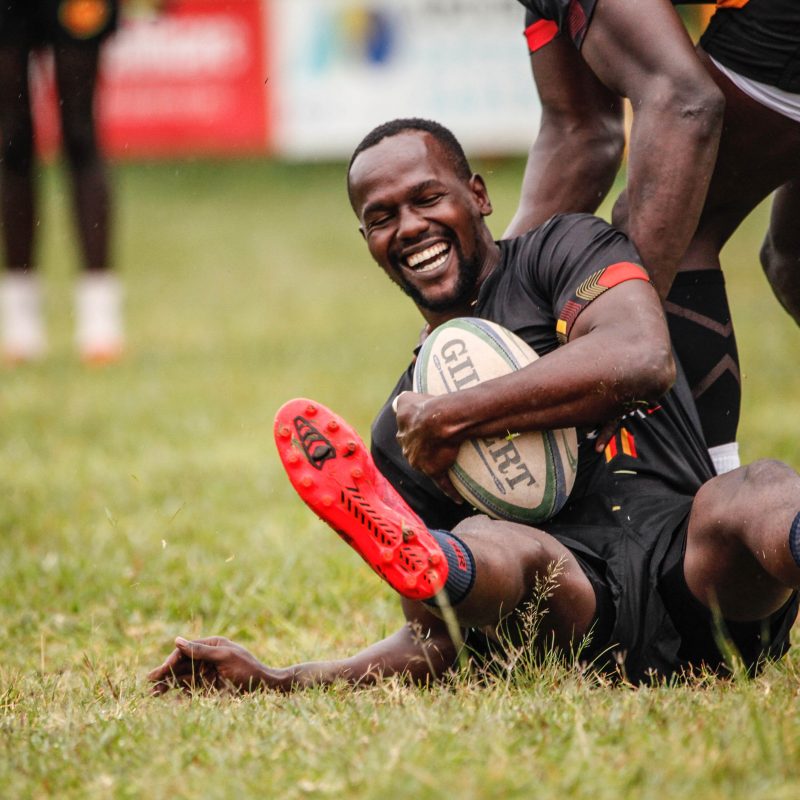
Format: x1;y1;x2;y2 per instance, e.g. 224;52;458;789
404;242;451;273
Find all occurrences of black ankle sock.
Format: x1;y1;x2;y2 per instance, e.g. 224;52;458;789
423;529;476;607
665;270;741;448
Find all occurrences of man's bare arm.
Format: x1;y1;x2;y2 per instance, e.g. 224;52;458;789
510;0;724;295
583;0;724;298
504;36;623;239
148;601;459;694
395;279;674;481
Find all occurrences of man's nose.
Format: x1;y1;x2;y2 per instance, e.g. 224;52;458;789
397;206;428;239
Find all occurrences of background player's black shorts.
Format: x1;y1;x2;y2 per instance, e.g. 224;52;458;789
0;0;118;48
658;517;799;676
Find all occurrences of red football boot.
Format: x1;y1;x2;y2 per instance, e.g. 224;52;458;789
274;398;447;601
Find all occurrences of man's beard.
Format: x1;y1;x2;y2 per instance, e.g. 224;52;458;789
396;239;482;313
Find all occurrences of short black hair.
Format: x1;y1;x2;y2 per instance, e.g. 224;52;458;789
347;118;472;205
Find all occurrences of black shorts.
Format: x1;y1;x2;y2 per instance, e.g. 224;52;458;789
658;517;799;677
522;0;598;52
700;2;800;94
467;488;797;683
0;0;118;48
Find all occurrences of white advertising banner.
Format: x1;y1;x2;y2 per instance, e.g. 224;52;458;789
271;0;540;158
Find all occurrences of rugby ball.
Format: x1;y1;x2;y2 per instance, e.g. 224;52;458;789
413;318;577;524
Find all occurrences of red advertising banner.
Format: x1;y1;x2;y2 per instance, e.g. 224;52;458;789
34;0;271;159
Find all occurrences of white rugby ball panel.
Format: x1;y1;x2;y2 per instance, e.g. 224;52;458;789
414;318;537;395
449;428;576;523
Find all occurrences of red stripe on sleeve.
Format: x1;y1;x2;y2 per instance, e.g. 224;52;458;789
597;261;650;288
525;19;559;53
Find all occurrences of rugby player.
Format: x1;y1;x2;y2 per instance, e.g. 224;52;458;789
149;121;800;693
0;0;124;362
508;0;800;476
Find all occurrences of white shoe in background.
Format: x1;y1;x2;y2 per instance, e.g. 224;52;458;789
1;271;47;363
75;272;124;364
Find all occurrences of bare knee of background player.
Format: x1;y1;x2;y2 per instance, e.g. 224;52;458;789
683;459;800;621
436;515;597;652
761;180;800;326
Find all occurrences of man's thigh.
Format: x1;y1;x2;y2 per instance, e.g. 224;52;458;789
581;0;703;100
685;50;800;257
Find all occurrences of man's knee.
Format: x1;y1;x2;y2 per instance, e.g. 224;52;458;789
740;459;799;501
452;515;554;582
760;232;792;282
695;460;795;529
687;460;800;617
690;460;800;573
760;181;800;323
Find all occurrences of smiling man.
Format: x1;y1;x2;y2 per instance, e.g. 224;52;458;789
346;122;495;321
149;120;800;693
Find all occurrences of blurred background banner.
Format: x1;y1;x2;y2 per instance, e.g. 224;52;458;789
34;0;272;158
32;0;539;160
270;0;538;158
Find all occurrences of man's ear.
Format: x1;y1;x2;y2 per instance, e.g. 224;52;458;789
469;174;493;216
358;225;366;241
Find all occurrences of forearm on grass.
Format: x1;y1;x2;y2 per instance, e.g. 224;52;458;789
267;620;459;693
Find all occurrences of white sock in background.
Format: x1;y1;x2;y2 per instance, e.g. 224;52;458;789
75;272;124;363
709;441;741;475
1;271;46;363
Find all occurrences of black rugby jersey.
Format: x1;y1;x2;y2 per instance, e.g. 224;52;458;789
370;214;714;532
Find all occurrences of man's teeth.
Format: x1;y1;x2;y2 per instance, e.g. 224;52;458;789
406;242;450;271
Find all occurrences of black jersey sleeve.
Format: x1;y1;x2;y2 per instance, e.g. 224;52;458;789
522;214;650;344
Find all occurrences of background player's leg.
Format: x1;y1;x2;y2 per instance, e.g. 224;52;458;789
761;179;800;325
667;51;800;474
683;460;800;622
54;41;123;361
0;43;35;271
665;269;740;472
54;41;108;271
579;0;723;298
0;42;45;361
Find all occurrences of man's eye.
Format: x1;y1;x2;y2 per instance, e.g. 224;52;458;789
418;194;443;206
367;215;391;230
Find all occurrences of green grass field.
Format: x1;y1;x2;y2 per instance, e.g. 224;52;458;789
3;157;800;799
